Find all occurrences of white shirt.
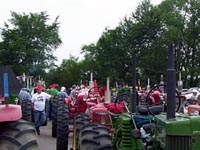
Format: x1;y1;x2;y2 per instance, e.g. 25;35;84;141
32;92;51;111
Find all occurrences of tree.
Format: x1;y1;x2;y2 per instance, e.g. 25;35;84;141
81;26;132;86
46;55;82;88
158;0;200;87
45;0;200;89
121;0;167;85
0;11;62;76
81;0;168;86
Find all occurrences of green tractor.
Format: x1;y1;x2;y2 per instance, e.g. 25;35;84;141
111;45;200;150
151;45;200;150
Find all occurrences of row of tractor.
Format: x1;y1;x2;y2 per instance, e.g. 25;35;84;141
1;44;200;150
51;45;200;150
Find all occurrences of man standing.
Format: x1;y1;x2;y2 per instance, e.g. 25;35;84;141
32;85;51;135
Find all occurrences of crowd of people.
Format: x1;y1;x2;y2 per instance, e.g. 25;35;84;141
17;83;71;135
17;82;112;135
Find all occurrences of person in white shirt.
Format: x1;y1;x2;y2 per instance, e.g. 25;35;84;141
32;85;51;135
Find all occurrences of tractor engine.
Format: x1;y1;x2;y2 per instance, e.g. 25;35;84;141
87;103;112;128
64;93;88;119
155;113;200;150
113;113;154;150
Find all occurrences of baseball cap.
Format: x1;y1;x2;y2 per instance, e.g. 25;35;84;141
35;85;43;91
49;83;58;89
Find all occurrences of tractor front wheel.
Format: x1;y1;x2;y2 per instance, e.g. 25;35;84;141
78;123;112;150
73;113;90;149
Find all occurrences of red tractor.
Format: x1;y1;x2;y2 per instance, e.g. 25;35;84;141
0;66;39;150
71;85;134;150
52;79;114;150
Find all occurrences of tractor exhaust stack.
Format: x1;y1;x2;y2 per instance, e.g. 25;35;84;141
104;77;111;104
132;56;137;113
167;45;176;119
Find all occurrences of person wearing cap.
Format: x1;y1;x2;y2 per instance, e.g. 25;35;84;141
47;84;59;120
57;86;68;98
32;85;51;135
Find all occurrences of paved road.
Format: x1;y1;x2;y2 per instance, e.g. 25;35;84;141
37;120;72;150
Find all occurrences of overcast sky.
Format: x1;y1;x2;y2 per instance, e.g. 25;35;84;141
0;0;163;65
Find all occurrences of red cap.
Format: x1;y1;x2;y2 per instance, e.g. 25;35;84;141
49;83;58;89
35;85;43;91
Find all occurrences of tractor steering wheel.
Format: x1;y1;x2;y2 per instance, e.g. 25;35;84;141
87;87;99;97
86;87;101;103
145;84;181;116
114;93;131;113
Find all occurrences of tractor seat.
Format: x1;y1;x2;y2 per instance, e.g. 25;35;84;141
137;105;164;115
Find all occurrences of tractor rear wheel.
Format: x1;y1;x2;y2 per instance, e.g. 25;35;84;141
56;99;69;150
21;100;32;122
0;119;39;150
78;123;112;150
52;96;58;137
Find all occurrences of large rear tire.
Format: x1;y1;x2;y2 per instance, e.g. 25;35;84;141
21;100;32;122
0;119;39;150
56;99;69;150
52;96;58;137
78;123;112;150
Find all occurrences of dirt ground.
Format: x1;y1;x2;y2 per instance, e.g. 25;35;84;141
37;120;72;150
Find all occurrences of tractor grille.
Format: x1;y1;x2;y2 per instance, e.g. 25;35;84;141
121;119;132;149
92;111;111;127
166;135;191;150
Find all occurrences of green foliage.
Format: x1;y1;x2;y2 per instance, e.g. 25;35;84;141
0;11;62;76
159;0;200;87
2;0;200;89
46;56;81;88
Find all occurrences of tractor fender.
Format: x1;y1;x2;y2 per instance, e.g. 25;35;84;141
0;104;22;122
150;91;160;104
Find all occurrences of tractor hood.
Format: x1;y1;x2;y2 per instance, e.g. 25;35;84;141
156;113;200;135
